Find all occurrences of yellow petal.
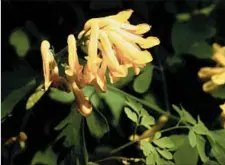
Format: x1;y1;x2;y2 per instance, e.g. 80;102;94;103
220;103;225;113
65;69;92;117
99;31;120;68
41;40;51;91
202;80;218;92
107;26;160;49
67;34;83;74
92;61;107;92
133;24;152;35
40;40;59;91
87;22;100;73
108;73;121;84
78;30;86;39
212;43;222;52
211;72;225;85
198;67;225;79
101;18;151;34
212;51;225;66
112;45;133;67
84;9;133;30
107;31;153;64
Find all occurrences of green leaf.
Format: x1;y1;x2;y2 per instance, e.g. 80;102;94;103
156;148;173;160
76;119;89;165
9;28;30;58
211;143;225;165
188;41;213;59
211;129;225;145
140;141;155;157
211;85;225;99
172;105;196;125
124;107;138;123
172;22;195;55
125;98;142;113
146;154;156;165
196;135;209;163
172;104;183;116
181;106;197;125
169;135;187;151
26;84;45;110
188;129;197;148
48;87;74;104
55;107;82;149
86;109;109;139
2;62;37;119
99;89;126;126
153;137;174;149
192;117;208;135
2;78;36;119
153;132;162;140
176;13;191;22
172;16;216;57
203;160;220;165
89;92;103;110
133;64;153;94
88;162;99;165
140;108;155;128
195;4;216;16
112;68;135;88
173;137;199;165
31;146;57;165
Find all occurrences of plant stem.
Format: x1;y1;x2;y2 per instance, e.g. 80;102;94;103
108;125;190;155
159;65;170;112
160;125;190;133
110;141;136;155
108;85;179;121
94;156;145;164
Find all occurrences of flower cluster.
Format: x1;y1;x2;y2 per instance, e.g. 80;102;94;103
78;9;160;88
198;43;225;92
40;9;160;117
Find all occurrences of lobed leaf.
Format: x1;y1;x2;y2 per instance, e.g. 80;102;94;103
86;109;109;139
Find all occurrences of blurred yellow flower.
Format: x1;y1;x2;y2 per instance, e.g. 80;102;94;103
220;103;225;128
78;9;160;87
198;43;225;92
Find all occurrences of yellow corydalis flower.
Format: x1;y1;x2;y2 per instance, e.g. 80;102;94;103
198;43;225;92
40;40;60;91
78;9;160;86
66;34;92;117
219;103;225;128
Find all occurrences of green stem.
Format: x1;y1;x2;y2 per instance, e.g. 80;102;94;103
110;141;136;155
160;125;190;133
109;125;190;155
94;156;145;163
159;65;170;112
108;85;179;121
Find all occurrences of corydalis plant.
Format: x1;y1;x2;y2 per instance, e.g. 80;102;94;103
39;9;160;117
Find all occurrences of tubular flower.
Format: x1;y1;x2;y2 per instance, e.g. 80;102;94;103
220;103;225;128
65;69;92;117
198;43;225;92
66;34;93;116
78;9;160;87
40;40;60;91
